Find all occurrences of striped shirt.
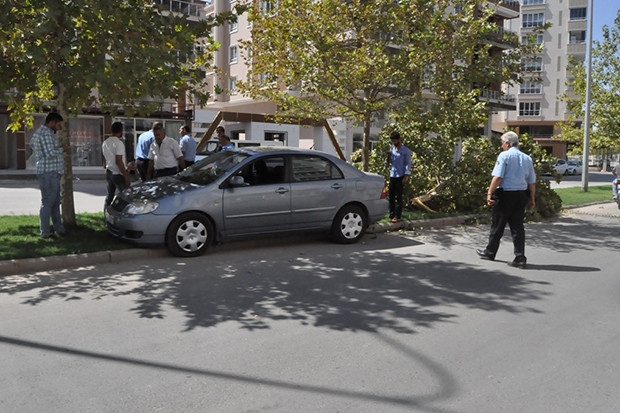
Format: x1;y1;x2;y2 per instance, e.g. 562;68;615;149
30;125;64;174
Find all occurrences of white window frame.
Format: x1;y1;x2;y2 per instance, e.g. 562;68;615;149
522;13;545;28
519;102;541;116
229;45;238;64
228;76;238;95
520;80;543;94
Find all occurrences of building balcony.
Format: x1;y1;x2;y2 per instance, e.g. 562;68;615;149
478;89;517;110
486;0;520;19
567;42;586;57
155;0;203;19
485;26;520;49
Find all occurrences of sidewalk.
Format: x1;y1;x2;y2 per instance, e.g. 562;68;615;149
0;166;106;181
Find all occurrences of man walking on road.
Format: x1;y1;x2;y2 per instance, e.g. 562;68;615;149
476;131;536;268
386;131;412;223
30;112;70;239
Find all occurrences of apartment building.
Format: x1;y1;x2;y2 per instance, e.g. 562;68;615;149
493;0;588;158
202;0;524;158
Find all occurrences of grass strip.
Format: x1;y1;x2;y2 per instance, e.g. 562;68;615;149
0;213;132;261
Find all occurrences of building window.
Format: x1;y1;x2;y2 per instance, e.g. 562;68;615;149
230;21;238;33
521;34;544;45
228;76;237;95
569;31;586;44
522;13;545;28
522;56;543;72
520;80;542;94
229;45;238;64
570;8;587;20
259;0;277;14
519;102;541;116
522;0;544;4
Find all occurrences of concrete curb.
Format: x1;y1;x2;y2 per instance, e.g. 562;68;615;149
0;248;168;277
0;214;478;277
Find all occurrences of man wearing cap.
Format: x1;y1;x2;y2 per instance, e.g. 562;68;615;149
476;131;536;268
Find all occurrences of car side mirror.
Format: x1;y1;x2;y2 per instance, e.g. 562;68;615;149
228;175;246;187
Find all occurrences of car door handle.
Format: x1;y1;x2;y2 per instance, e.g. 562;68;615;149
275;187;289;194
331;183;343;190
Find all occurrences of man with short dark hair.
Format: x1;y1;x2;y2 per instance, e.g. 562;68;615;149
30;112;70;239
179;124;196;168
146;124;185;179
102;122;131;209
135;121;161;181
386;131;412;223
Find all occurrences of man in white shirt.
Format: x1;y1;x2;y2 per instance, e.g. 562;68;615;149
179;124;196;168
146;123;185;179
102;122;131;209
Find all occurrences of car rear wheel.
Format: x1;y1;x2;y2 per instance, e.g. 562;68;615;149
331;205;366;244
165;212;213;257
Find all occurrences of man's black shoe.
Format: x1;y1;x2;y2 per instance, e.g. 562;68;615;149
476;249;495;261
508;256;527;269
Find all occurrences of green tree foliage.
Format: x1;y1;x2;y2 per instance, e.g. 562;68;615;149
240;1;541;172
557;10;620;154
0;0;244;226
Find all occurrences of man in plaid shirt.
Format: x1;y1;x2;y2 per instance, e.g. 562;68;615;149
30;112;70;239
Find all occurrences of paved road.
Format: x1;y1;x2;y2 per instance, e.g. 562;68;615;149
1;210;619;412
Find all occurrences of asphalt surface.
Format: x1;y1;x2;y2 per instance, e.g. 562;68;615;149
0;168;616;277
2;206;619;412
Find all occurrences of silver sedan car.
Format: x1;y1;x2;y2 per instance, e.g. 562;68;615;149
105;147;388;257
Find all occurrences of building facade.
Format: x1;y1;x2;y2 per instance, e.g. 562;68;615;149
493;0;588;158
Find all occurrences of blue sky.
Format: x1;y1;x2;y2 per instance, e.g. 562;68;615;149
593;1;619;43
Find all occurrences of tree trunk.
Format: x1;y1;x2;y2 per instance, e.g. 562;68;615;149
56;86;77;227
362;111;372;172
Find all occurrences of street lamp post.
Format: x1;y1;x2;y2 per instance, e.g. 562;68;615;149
581;0;594;192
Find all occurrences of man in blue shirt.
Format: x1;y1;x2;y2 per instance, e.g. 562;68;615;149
387;131;412;223
30;112;70;239
135;121;162;181
477;131;536;268
179;124;196;168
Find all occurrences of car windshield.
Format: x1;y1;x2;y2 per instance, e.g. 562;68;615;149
177;151;250;185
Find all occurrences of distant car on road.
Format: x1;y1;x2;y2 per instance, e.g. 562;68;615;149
567;160;583;175
552;159;569;175
105;147;388;257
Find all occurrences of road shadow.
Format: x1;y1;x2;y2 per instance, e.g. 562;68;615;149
1;231;551;335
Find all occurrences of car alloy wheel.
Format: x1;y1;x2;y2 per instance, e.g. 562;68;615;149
331;204;366;244
165;212;213;257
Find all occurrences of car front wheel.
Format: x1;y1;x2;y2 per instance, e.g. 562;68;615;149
331;205;367;244
165;212;213;257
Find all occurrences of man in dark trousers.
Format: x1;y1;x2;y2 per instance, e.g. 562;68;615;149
386;131;412;223
476;131;536;269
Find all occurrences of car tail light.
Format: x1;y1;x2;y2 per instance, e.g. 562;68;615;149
380;185;387;199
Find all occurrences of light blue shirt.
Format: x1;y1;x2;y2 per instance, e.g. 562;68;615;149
135;130;154;160
388;145;412;178
179;134;197;161
491;147;536;191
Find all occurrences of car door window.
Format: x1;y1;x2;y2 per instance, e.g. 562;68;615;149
291;155;343;181
242;156;285;185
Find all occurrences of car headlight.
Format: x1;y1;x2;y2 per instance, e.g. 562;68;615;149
125;200;159;215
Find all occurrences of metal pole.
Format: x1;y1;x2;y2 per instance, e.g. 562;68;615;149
581;0;594;191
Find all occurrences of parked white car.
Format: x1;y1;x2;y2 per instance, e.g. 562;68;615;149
552;159;569;175
567;160;583;175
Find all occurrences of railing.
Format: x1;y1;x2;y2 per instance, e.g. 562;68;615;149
155;0;203;18
480;89;516;103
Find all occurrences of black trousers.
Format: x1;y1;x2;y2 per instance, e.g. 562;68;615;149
486;190;529;257
136;158;149;182
154;167;178;178
389;176;404;219
105;169;127;209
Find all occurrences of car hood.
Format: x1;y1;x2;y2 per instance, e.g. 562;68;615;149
121;177;196;202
